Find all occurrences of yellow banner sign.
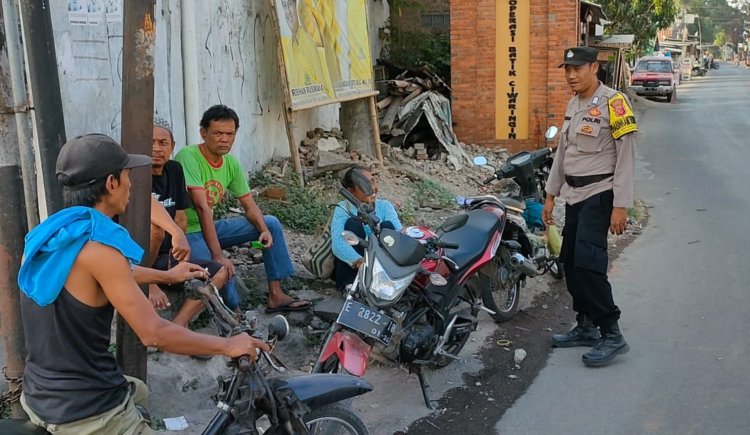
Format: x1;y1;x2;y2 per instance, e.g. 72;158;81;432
496;0;530;140
274;0;375;111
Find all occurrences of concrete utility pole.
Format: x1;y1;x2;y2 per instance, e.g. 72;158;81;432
116;0;156;382
19;0;65;215
2;0;38;228
0;6;29;417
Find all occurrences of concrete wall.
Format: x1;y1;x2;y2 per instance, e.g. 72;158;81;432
49;0;389;172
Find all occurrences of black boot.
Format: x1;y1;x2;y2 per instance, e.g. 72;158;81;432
550;314;600;347
582;322;630;367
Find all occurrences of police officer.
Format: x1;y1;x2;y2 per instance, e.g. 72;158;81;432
543;46;637;367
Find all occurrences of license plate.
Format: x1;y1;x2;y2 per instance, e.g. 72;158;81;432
336;300;396;345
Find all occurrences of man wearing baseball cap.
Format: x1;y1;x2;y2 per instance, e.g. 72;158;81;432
543;47;638;367
17;134;269;433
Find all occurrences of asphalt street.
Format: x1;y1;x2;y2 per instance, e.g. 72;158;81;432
495;64;750;434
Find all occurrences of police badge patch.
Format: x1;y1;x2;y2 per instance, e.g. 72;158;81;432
608;94;638;139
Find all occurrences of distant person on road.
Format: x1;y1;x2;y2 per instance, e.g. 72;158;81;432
543;47;637;367
331;166;402;291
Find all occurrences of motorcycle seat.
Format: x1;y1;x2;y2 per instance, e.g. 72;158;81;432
499;197;526;212
438;209;502;271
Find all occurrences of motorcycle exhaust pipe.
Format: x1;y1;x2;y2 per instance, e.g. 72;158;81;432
509;253;539;277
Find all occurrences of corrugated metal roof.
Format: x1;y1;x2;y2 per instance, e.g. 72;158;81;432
592;35;635;48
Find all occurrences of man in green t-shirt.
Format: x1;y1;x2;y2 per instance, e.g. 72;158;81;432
175;105;309;313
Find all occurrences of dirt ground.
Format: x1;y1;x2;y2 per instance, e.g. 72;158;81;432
141;155;646;435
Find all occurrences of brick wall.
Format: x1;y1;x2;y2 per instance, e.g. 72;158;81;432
451;0;579;152
391;0;450;32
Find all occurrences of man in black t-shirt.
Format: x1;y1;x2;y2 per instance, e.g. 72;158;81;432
150;118;229;327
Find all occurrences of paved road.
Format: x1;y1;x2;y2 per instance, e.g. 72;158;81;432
495;64;750;435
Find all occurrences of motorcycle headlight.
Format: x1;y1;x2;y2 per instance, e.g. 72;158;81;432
367;258;415;307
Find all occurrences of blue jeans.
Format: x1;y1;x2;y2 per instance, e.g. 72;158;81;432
187;216;295;309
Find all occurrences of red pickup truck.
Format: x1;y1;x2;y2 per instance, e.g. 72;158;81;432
629;56;676;102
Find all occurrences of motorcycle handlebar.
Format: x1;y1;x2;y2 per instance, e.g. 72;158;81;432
238;355;251;371
482;174;497;185
438;240;459;250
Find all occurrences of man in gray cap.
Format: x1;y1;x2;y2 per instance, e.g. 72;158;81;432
17;134;269;433
543;46;637;367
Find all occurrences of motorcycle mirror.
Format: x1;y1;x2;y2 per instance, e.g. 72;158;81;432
473;156;488;166
544;126;559;140
429;273;448;286
267;315;290;342
351;169;374;197
342;230;361;246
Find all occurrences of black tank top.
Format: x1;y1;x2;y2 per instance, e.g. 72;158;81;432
21;288;127;424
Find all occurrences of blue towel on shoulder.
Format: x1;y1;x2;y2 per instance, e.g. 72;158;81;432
18;206;144;306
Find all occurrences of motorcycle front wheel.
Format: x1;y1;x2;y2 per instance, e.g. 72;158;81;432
433;286;479;368
303;403;370;435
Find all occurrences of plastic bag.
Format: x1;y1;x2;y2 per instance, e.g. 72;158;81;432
546;224;562;256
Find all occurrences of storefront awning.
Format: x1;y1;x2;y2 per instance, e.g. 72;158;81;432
592;34;635;49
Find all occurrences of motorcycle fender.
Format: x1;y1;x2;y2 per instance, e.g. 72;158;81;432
267;374;373;411
317;331;371;377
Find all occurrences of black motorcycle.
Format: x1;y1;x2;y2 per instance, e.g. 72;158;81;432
313;167;540;408
0;280;373;435
473;126;564;280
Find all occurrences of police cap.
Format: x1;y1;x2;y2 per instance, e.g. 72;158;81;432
559;46;599;68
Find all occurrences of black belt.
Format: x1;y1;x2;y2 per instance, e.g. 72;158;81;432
565;173;613;188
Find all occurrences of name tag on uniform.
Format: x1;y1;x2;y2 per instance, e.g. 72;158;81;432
576;124;600;137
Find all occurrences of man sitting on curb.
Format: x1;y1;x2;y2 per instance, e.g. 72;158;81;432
175;104;310;313
18;134;268;434
149;117;230;327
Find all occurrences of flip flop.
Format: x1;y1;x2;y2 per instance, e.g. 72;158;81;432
265;298;311;314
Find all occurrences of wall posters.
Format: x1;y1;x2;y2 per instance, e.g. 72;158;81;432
496;0;530;140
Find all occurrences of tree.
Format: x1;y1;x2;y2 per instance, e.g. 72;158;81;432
681;0;748;47
714;30;728;46
598;0;679;54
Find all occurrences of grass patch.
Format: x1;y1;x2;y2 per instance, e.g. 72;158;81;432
287;276;331;293
303;329;325;348
628;198;647;222
239;274;267;310
148;417;167;431
249;172;333;234
398;200;418;226
413;179;456;209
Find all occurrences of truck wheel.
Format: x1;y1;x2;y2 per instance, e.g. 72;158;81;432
666;91;673;102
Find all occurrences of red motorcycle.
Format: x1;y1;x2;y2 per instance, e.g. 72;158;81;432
312;170;539;407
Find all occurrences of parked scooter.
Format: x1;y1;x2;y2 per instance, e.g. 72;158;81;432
692;64;707;77
313;169;539;408
472;126;564;281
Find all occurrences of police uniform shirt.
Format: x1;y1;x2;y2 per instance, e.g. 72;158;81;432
545;82;637;208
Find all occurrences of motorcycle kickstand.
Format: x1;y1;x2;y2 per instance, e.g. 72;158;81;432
416;367;437;409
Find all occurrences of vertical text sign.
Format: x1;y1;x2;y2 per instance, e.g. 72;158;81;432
496;0;530;140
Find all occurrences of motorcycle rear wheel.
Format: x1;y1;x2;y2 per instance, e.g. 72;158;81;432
303;403;370;435
548;258;565;280
482;258;521;323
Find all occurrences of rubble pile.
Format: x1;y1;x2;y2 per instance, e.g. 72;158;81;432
297;127;373;177
376;67;470;168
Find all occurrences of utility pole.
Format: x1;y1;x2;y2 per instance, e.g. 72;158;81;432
116;0;156;382
0;5;29;418
19;0;65;215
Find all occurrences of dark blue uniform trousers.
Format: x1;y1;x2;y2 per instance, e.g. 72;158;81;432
560;190;621;327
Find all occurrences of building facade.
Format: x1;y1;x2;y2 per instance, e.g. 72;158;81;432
451;0;580;152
